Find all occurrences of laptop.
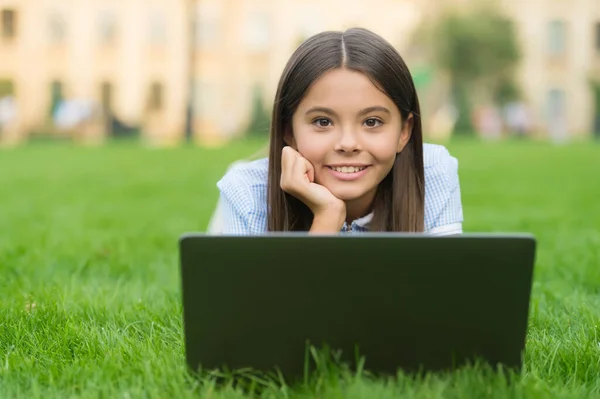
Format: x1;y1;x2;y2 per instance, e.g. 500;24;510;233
179;233;536;382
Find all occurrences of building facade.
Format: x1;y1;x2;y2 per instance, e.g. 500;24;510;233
499;0;600;139
0;0;599;147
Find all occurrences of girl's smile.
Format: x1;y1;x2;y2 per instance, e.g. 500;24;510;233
326;164;371;181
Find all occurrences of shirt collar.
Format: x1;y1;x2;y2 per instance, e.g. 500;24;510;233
353;212;373;227
342;212;373;232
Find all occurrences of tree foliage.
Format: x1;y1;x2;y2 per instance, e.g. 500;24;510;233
429;3;522;132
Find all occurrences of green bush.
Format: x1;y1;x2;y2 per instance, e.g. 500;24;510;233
246;86;271;137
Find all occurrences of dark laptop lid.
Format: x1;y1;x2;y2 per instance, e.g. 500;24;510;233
179;233;536;383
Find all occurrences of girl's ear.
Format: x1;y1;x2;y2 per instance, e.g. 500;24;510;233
396;113;414;153
283;126;297;149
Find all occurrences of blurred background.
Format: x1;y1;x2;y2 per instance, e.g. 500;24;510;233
1;3;599;395
1;0;599;148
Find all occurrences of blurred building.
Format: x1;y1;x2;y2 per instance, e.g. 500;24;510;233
0;0;425;146
0;0;191;146
0;0;599;146
493;0;600;140
423;0;600;140
194;0;427;145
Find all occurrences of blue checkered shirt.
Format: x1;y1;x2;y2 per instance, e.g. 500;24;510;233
209;143;463;236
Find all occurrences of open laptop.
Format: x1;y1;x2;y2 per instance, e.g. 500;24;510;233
179;233;536;382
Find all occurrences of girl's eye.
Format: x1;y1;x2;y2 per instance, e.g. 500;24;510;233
313;118;332;128
364;118;383;128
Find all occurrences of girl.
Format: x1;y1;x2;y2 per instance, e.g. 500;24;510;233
209;28;463;235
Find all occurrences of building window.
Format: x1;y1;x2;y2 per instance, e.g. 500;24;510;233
296;5;323;43
194;81;217;117
147;82;164;111
100;82;114;116
196;20;218;48
49;80;64;117
595;22;600;53
547;88;565;115
1;9;16;39
546;88;568;140
0;79;14;97
244;11;269;51
148;10;166;45
592;82;600;136
98;11;117;45
48;10;67;44
195;3;220;49
547;20;566;56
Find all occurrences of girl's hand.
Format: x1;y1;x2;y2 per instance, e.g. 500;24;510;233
280;146;346;229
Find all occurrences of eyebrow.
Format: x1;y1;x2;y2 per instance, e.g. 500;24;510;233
359;106;391;116
305;106;391;117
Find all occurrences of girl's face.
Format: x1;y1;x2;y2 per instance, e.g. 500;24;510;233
288;68;413;218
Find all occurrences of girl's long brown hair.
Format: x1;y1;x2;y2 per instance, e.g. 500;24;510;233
267;28;425;232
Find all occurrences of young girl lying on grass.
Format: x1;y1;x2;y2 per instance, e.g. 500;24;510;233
208;28;463;236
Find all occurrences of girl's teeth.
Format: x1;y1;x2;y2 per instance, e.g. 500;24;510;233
333;166;365;173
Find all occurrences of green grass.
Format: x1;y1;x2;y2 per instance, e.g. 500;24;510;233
1;138;599;398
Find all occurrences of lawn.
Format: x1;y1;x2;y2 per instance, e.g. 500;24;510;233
1;138;599;398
